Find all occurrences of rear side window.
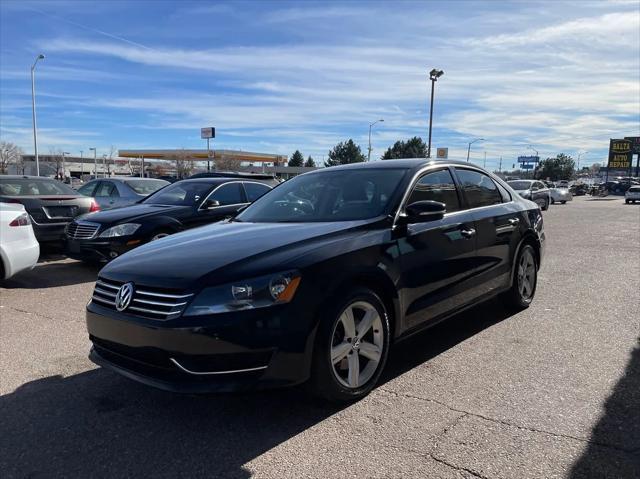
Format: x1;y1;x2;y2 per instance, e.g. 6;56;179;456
243;182;271;202
95;182;119;198
0;179;77;196
209;183;244;205
407;169;460;213
77;182;97;196
455;169;502;208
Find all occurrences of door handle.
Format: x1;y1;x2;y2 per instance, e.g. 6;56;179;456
460;227;476;238
508;218;520;226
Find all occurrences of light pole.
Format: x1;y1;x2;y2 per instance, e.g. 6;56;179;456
89;147;96;178
577;151;588;171
466;138;484;162
526;145;539;179
31;54;45;176
427;68;444;158
62;151;70;181
367;119;384;161
79;150;83;180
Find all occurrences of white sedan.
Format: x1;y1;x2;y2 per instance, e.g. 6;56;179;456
550;187;573;204
0;202;40;279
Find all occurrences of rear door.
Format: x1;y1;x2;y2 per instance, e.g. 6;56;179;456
453;168;522;295
93;181;121;210
397;168;478;330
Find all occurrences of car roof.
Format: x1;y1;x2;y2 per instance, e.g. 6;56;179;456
174;177;270;185
88;177;167;182
0;175;56;180
322;158;486;171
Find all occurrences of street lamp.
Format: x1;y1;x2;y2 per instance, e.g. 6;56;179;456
427;68;444;158
31;54;45;176
367;119;384;161
466;138;484;162
79;150;83;180
89;147;96;178
62;151;70;182
577;151;588;171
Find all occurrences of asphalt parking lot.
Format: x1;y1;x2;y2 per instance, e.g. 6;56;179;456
1;196;638;479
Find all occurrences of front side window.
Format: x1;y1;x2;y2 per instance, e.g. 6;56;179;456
237;168;407;222
209;183;244;206
125;179;169;195
407;169;460;213
455;169;502;208
143;181;213;206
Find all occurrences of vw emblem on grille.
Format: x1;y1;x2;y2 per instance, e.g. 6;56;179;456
115;282;135;312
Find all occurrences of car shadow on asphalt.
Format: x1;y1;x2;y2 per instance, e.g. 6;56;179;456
0;298;515;478
568;340;640;478
0;258;100;289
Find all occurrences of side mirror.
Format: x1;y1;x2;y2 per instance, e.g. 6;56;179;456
203;199;220;209
402;200;446;223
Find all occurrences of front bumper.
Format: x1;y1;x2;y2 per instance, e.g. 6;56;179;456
66;237;138;262
86;301;315;393
32;221;68;243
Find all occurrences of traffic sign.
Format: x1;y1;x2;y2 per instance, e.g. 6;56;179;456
521;164;534;170
201;127;215;139
436;148;448;159
518;155;539;163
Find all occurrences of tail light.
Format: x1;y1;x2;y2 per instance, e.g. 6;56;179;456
9;213;31;227
89;199;101;213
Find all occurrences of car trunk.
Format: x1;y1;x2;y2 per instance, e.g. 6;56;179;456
2;196;94;224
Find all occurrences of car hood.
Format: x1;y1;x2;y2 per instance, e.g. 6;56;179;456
100;219;372;289
78;204;188;224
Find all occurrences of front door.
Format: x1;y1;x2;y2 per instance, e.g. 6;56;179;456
188;182;248;228
397;168;478;331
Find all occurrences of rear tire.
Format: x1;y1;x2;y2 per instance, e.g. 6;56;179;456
626;200;630;204
503;244;538;310
561;201;566;204
309;288;390;403
542;198;549;211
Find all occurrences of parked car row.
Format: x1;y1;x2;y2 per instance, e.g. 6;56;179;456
84;159;546;402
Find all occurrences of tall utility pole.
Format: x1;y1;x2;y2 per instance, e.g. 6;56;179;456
62;151;69;181
80;150;84;180
367;119;384;161
483;151;487;169
89;147;96;177
427;68;444;158
499;156;503;173
31;54;45;176
577;151;588;171
466;138;484;162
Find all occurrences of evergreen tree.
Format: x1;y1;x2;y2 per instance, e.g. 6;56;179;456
381;136;428;159
325;139;366;167
288;150;304;167
304;156;316;167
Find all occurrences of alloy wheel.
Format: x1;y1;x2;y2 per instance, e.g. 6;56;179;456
151;232;170;241
517;248;536;301
330;301;384;389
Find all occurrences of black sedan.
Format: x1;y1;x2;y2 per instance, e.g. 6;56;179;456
0;175;99;243
66;177;271;262
86;159;545;402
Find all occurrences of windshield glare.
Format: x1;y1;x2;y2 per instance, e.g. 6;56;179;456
507;181;532;190
237;168;407;223
142;181;213;206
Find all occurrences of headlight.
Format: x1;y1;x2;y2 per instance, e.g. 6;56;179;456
183;271;301;316
99;223;141;238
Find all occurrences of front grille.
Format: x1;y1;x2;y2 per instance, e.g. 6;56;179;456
66;221;100;239
91;277;194;320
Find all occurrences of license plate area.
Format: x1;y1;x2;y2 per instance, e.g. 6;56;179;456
44;206;77;218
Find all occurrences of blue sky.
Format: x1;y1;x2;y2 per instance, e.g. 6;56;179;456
1;0;639;169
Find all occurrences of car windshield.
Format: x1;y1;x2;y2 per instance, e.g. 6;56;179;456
237;168;407;223
125;179;169;195
0;178;78;196
507;181;532;190
142;181;213;206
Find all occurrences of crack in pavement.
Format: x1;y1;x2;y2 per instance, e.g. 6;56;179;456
378;387;636;455
2;305;84;323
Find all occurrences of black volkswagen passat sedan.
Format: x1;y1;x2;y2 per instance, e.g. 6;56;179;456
66;177;271;262
87;160;545;402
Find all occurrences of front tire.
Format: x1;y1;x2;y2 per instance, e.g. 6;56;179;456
309;288;390;402
561;200;566;204
542;198;549;211
503;244;538;310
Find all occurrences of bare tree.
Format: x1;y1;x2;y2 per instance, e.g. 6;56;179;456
0;141;23;174
107;145;117;176
172;149;195;178
215;152;241;171
48;148;64;178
